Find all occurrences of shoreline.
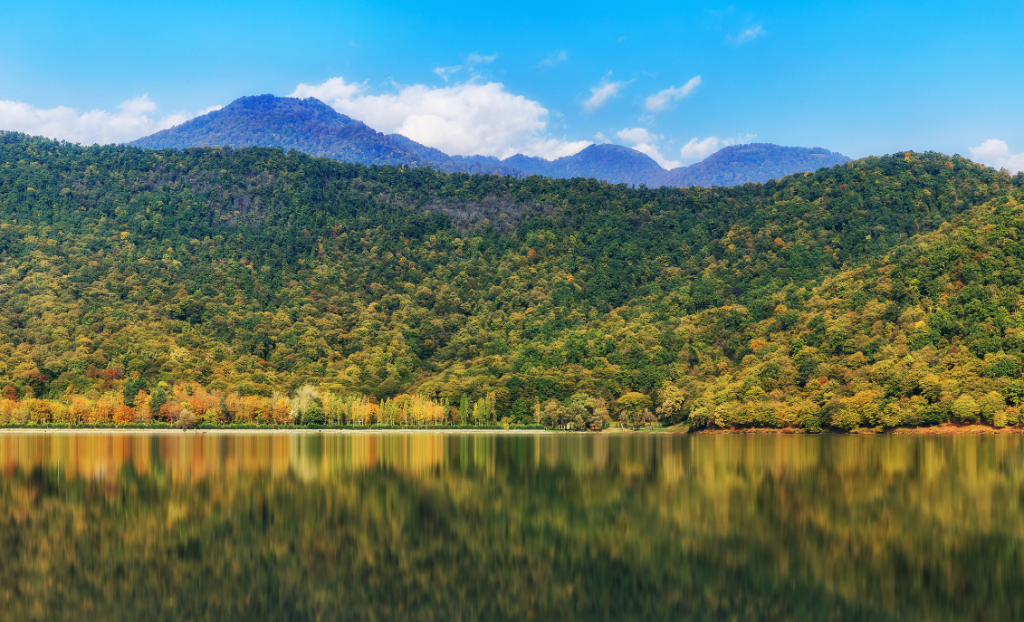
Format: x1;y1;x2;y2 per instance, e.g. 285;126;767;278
691;422;1024;435
0;422;1020;435
0;427;553;435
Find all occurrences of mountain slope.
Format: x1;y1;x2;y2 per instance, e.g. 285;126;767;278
655;143;851;188
132;95;520;175
131;95;851;188
2;131;1022;431
508;143;851;188
384;133;520;176
132;95;421;166
504;144;666;185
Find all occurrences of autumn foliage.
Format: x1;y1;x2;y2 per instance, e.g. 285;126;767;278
0;133;1023;431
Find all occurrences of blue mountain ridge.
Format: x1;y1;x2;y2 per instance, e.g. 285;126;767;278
132;95;851;187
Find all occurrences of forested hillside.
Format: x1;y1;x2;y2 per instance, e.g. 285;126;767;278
0;131;1021;429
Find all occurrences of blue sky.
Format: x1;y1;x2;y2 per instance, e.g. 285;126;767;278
2;0;1022;170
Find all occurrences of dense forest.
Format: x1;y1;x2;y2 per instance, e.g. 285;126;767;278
0;131;1022;429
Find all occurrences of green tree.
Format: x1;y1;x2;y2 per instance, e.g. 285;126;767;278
305;400;327;426
951;395;980;423
149;386;168;418
617;392;652;429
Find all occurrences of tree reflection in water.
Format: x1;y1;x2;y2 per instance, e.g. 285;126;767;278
0;432;1021;621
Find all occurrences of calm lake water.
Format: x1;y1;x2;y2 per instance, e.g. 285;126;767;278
0;432;1021;621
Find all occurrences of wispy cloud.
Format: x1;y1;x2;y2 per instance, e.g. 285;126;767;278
644;75;702;113
583;77;626;112
433;65;462;82
540;50;569;67
969;139;1024;173
616;127;682;169
291;76;591;160
466;53;496;66
431;53;494;82
726;25;765;45
0;95;219;145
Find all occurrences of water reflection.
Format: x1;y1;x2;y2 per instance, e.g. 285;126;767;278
1;432;1022;621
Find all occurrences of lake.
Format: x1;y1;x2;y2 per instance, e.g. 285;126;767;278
0;431;1021;620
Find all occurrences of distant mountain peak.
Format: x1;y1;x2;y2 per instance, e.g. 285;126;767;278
131;95;519;175
224;94;362;127
656;143;851;188
132;94;851;188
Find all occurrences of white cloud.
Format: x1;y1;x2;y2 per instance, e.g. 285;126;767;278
616;127;682;169
540;50;569;67
0;95;218;145
292;76;365;101
969;139;1024;173
680;136;729;160
594;131;610;143
583;78;626;112
644;75;702;113
726;25;766;45
679;133;756;161
291;76;590;160
466;53;496;66
616;127;656;145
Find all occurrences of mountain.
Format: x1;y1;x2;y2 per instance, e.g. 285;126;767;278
132;95;520;176
132;95;850;188
384;133;520;176
3;130;1024;432
132;95;417;166
654;143;851;188
504;144;666;185
507;142;851;187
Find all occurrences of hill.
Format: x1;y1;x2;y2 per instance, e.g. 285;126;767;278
2;131;1020;431
132;95;849;188
655;143;851;187
504;144;666;185
509;143;851;188
132;95;520;176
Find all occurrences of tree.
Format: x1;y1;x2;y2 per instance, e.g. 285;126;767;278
655;385;688;425
617;392;652;429
149;386;168;418
540;399;567;429
565;393;607;430
305;400;327;425
952;395;980;423
123;376;147;407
